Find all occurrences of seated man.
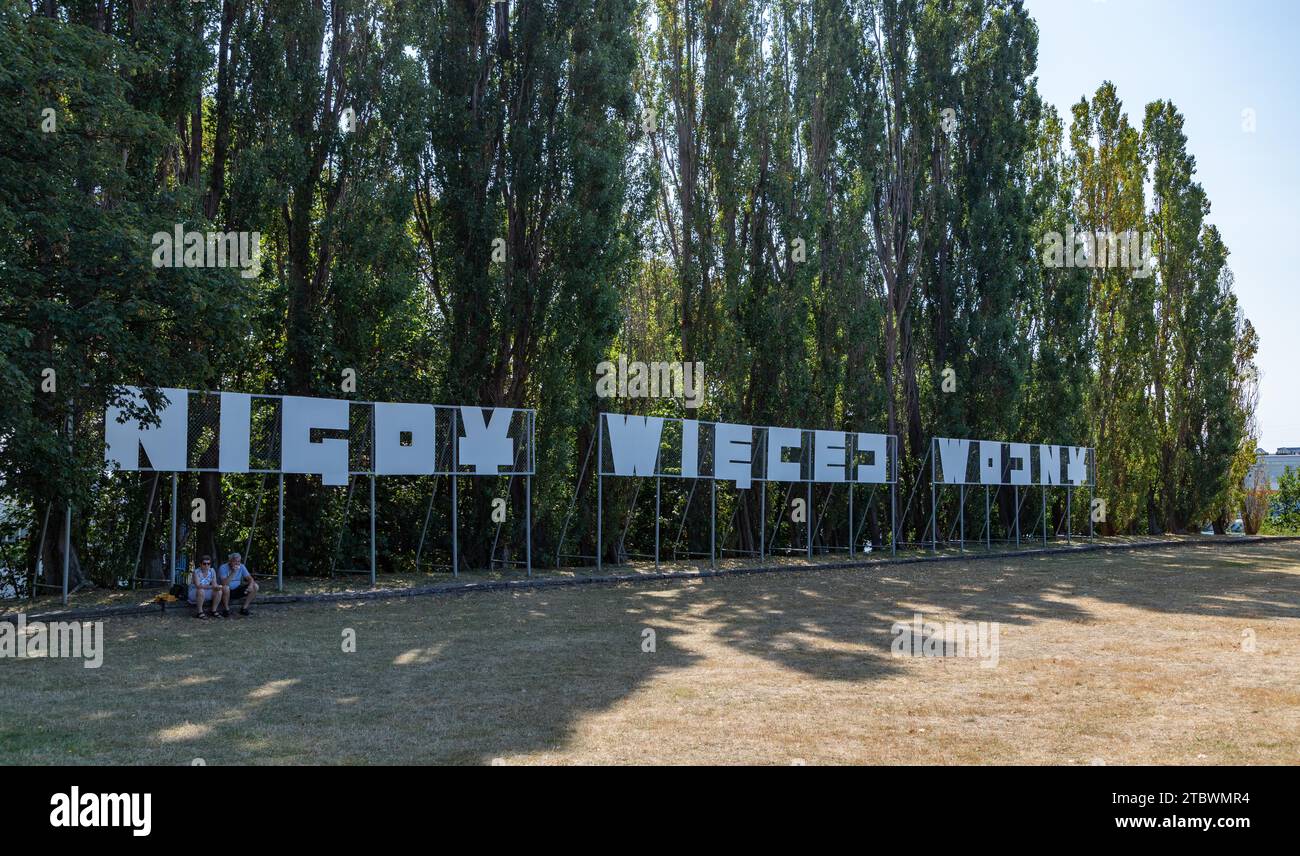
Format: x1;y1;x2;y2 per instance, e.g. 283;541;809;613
215;551;259;617
189;555;219;619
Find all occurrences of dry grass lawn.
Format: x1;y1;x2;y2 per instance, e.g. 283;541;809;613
2;540;1298;765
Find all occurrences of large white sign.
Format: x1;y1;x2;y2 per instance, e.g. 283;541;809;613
105;387;533;485
599;413;896;488
932;437;1093;486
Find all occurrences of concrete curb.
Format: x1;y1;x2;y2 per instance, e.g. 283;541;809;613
5;535;1298;625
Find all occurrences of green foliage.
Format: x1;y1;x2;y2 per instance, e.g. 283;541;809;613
2;0;1262;585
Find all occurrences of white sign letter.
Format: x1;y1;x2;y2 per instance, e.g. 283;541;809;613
105;386;188;471
375;402;436;476
281;396;349;485
605;415;664;476
459;407;514;473
715;422;753;488
937;438;970;484
766;427;802;482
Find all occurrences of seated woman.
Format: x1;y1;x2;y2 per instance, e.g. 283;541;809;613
189;555;219;619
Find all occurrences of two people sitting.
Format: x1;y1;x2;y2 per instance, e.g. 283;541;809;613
189;552;259;619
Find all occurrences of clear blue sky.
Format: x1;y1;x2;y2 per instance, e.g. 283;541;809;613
1025;0;1299;452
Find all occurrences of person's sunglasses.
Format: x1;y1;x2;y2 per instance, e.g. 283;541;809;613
201;561;211;565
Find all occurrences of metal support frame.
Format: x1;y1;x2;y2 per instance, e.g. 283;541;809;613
489;441;532;572
590;421;897;571
930;442;937;554
891;439;897;557
28;503;52;602
1066;485;1072;544
654;476;661;571
554;429;597;566
1042;484;1048;547
959;484;965;554
369;474;377;587
1008;483;1019;543
277;474;284;591
985;485;991;550
451;415;459;577
671;479;698;560
596;415;603;573
710;479;717;568
242;475;268;573
329;476;355;578
526;409;533;576
61;501;71;606
805;480;813;560
926;444;1093;553
414;475;439;573
848;482;854;557
169;473;178;583
132;473;160;587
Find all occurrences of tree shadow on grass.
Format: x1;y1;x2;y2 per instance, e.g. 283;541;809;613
4;542;1296;764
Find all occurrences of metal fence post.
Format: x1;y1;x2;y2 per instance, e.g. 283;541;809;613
805;480;812;560
277;474;284;591
169;473;178;582
451;411;459;577
1042;485;1047;547
596;414;603;573
369;474;377;586
61;502;71;606
930;439;937;554
654;476;661;571
890;438;897;557
1066;484;1072;544
710;478;717;569
1015;485;1020;546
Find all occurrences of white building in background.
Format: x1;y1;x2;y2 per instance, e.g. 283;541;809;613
1250;448;1300;490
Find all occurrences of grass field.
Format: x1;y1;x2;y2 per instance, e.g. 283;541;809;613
2;540;1298;765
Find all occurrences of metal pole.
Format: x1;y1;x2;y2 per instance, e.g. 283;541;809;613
759;478;766;562
169;472;178;583
1042;485;1047;547
31;502;51;603
1089;484;1095;538
805;480;812;559
277;474;284;591
848;481;854;557
890;438;897;557
930;439;937;554
1014;485;1020;546
62;411;72;605
61;501;71;606
244;476;265;561
525;410;534;576
132;473;159;587
1066;485;1072;544
959;484;964;553
654;476;660;572
596;415;603;573
369;474;377;586
985;485;991;550
451;415;459;577
415;481;435;573
710;479;717;569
